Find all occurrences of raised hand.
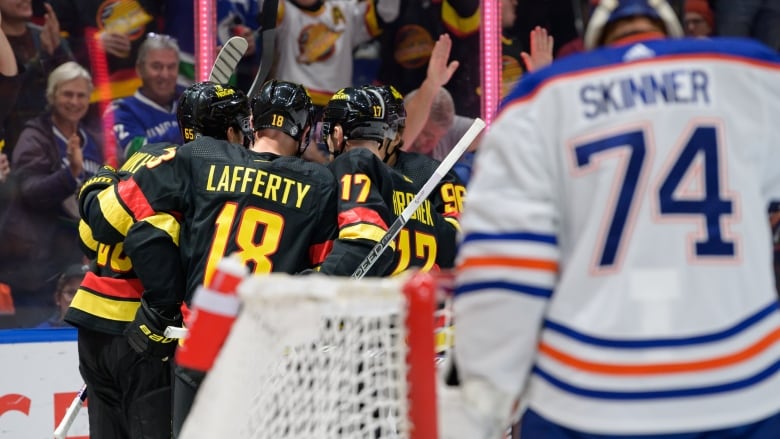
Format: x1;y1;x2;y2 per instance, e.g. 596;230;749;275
426;33;460;88
100;32;132;58
520;26;554;73
40;3;62;55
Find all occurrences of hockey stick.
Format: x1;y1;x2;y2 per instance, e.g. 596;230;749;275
209;36;249;84
53;383;87;439
247;0;279;98
351;117;486;280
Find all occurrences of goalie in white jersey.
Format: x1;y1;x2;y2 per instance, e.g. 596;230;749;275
444;0;780;438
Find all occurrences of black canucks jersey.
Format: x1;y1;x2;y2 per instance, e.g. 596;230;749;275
321;148;397;277
86;137;339;303
68;142;180;335
389;150;464;274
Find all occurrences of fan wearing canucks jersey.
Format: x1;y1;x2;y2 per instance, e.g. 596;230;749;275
105;34;184;163
444;1;780;438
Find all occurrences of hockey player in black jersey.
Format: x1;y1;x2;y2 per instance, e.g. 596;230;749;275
366;84;465;273
71;81;252;439
81;79;340;436
318;86;398;277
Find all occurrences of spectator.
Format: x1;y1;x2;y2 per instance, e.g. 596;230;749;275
49;0;165;101
163;0;260;89
105;33;184;163
0;7;18;187
0;0;73;159
0;61;101;329
271;0;400;108
556;0;602;59
401;34;478;183
377;0;480;118
713;0;780;50
0;12;17;281
35;263;86;328
684;0;715;37
216;0;261;91
403;87;456;157
403;86;481;162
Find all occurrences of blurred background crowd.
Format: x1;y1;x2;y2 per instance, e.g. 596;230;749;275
0;0;777;329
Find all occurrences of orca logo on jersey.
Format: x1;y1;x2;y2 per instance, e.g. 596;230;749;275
580;69;710;119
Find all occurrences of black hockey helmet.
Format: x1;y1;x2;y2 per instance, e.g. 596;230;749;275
321;87;391;151
177;81;251;142
251;80;314;147
362;84;406;162
371;84;406;132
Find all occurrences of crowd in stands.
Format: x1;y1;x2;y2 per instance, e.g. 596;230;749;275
0;0;778;329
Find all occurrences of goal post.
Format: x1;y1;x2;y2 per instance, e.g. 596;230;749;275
179;271;440;439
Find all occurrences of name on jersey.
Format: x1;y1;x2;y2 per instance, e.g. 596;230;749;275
392;190;433;226
580;69;710;119
121;150;163;174
205;165;311;209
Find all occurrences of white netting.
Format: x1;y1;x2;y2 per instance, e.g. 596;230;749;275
180;273;416;439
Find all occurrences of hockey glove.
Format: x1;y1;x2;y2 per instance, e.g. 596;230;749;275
78;165;118;219
125;299;183;361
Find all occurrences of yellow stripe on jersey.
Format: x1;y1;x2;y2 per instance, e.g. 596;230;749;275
79;220;99;252
142;212;182;245
98;187;135;236
444;217;461;233
339;224;397;250
70;289;141;322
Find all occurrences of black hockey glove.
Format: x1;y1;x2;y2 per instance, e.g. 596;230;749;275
78;165;119;219
125;299;182;361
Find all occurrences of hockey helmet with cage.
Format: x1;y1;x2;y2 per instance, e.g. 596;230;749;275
177;81;251;142
584;0;683;50
321;86;391;154
251;80;315;150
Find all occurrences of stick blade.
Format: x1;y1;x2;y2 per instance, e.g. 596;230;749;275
209;37;249;84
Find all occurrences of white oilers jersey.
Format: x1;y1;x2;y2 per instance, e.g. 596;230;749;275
454;37;780;435
273;0;393;106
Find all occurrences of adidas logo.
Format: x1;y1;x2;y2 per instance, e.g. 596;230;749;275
623;43;656;61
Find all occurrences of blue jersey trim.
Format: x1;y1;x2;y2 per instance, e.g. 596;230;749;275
544;301;780;349
455;280;553;299
532;358;780;400
462;231;558;246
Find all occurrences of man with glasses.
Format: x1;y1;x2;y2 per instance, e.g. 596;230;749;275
105;33;184;164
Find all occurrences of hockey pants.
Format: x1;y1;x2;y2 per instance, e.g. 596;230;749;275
77;327;172;439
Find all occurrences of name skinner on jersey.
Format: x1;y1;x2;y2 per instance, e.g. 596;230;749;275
205;165;312;209
580;68;710;119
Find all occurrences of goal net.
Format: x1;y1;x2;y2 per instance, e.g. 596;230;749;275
179;272;440;439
